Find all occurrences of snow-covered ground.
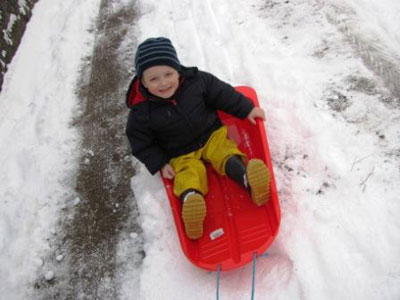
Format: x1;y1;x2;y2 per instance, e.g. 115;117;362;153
1;0;400;299
0;0;100;299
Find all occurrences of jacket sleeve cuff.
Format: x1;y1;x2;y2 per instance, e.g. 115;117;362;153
146;155;169;175
237;98;255;119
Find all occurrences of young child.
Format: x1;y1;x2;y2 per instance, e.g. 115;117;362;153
126;37;271;240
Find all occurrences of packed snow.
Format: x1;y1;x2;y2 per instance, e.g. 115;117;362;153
1;0;400;299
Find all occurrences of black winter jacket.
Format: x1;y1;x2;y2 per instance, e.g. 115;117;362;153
125;66;254;175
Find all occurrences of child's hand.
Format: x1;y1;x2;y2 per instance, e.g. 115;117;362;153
162;163;175;179
247;107;266;125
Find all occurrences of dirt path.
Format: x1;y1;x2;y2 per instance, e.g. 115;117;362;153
34;1;143;298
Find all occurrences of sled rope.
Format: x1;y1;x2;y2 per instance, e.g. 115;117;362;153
215;252;269;300
216;265;222;300
251;252;257;300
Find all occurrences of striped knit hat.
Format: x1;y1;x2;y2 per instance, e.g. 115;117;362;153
135;37;181;77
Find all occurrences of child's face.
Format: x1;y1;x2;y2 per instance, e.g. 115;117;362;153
142;65;180;99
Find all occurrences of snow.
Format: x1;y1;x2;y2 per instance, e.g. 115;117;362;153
44;271;55;282
56;254;64;262
3;13;18;45
121;0;400;299
0;0;100;298
18;0;29;15
0;0;400;299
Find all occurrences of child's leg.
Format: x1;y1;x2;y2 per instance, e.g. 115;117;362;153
203;126;271;206
170;152;208;198
225;155;271;205
202;126;246;174
170;152;207;240
225;155;247;188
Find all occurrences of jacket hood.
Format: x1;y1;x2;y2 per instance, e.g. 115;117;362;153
126;76;145;108
125;65;198;108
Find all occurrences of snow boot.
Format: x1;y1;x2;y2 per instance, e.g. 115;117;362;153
246;159;271;206
225;155;247;187
181;190;206;240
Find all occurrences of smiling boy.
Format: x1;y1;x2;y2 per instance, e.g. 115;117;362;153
126;37;270;239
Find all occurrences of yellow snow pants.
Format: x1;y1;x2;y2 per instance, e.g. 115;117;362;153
170;126;246;197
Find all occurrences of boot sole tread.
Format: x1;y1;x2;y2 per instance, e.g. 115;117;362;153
247;159;271;206
182;194;206;240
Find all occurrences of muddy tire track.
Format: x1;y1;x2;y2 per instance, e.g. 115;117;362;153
34;1;143;299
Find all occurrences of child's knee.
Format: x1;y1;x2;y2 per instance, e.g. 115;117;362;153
173;158;208;196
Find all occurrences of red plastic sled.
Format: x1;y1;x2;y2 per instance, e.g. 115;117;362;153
162;86;281;271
